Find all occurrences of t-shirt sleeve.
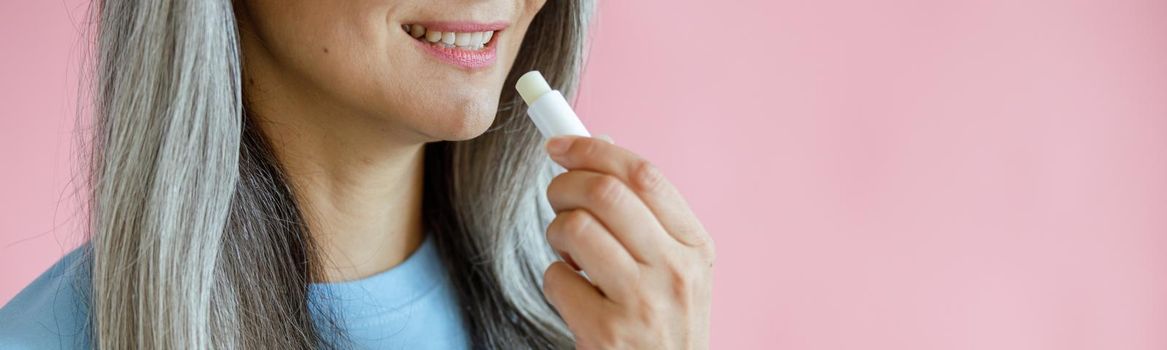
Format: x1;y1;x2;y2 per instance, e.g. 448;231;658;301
0;245;93;349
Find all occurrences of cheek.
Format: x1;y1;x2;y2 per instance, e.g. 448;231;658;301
246;0;395;101
286;13;392;93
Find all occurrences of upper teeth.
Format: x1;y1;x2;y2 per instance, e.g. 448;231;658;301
404;24;494;50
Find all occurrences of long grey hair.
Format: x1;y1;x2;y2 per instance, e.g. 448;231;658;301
85;0;593;348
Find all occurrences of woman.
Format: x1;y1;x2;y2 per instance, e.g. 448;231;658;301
0;0;715;348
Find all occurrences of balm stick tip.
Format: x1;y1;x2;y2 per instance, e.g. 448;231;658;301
516;71;552;106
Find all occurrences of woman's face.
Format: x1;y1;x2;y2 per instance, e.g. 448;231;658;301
237;0;548;141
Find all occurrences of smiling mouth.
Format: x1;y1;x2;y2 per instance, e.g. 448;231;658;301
402;24;498;51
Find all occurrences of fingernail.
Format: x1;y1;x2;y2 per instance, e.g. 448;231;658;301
597;134;615;144
546;137;572;156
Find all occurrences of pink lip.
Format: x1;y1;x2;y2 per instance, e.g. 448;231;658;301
406;21;507;70
414;41;497;69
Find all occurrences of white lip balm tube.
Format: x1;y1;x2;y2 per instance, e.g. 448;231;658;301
515;71;591;139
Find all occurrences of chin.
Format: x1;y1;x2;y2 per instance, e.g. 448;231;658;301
440;113;495;141
414;96;500;142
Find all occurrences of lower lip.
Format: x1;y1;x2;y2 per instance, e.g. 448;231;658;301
413;39;497;70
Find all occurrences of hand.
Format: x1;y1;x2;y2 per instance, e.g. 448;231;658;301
542;136;716;349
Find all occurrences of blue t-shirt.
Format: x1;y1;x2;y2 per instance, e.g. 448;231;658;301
0;235;470;349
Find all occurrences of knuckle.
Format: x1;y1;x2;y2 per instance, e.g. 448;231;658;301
639;297;668;323
570;137;600;159
594;320;627;349
632;159;665;193
547;172;567;193
549;211;586;244
552;211;592;250
563;210;593;238
669;263;694;286
541;264;564;299
546;174;569;209
666;262;699;302
587;175;626;207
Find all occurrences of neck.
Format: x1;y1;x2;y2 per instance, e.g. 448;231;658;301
246;79;428;284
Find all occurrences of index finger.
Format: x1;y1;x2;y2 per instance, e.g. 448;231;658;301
544;136;711;249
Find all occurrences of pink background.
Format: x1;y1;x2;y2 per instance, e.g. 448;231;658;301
3;0;1166;348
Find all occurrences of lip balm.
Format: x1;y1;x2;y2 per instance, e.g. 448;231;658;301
515;71;591;139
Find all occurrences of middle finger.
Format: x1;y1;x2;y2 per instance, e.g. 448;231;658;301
546;209;640;302
547;170;675;264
